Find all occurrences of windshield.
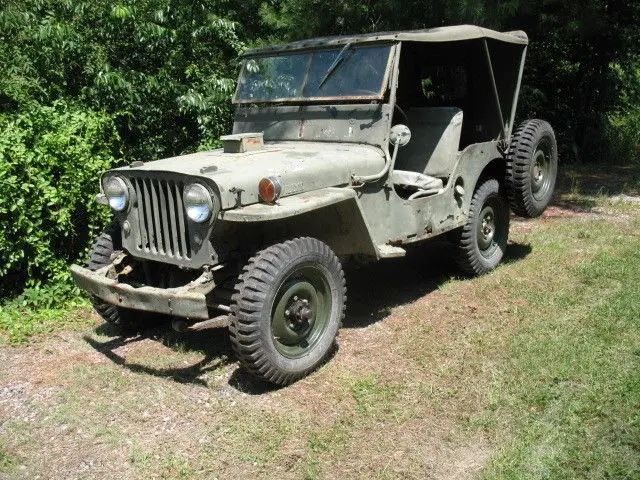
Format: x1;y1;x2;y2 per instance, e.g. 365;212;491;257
234;44;392;103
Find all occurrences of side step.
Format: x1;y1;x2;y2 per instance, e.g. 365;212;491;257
376;244;407;258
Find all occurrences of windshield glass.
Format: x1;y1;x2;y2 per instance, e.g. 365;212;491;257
234;44;392;103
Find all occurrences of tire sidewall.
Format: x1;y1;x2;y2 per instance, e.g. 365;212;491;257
87;223;146;328
528;129;558;213
469;180;509;272
256;249;344;374
508;119;558;218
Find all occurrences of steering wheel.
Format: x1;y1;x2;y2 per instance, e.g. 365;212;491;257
393;104;409;125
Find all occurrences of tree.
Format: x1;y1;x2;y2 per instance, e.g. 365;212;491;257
0;0;245;160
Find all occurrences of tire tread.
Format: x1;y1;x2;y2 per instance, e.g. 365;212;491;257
229;237;346;386
506;119;558;217
456;179;509;276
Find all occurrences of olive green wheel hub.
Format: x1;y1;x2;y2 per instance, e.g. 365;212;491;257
531;148;552;201
477;204;497;257
271;265;332;358
230;237;345;386
455;178;509;276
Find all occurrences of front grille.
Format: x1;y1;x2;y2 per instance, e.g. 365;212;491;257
131;177;191;260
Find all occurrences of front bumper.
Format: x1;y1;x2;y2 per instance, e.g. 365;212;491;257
70;265;214;319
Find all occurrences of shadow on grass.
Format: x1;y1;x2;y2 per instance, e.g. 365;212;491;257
343;241;456;328
557;164;640;196
503;242;533;265
553;196;599;213
84;324;234;387
343;239;531;328
84;240;532;393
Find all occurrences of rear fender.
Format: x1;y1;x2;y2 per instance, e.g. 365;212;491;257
454;142;506;212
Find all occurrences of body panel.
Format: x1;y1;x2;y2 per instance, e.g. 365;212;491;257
220;187;358;222
357;140;503;246
115;141;386;209
233;104;393;148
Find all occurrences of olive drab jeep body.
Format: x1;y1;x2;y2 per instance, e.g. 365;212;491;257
72;25;558;385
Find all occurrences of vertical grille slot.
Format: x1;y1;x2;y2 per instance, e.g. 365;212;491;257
149;179;164;254
130;176;191;260
142;179;157;254
165;181;180;258
158;181;173;257
135;178;149;251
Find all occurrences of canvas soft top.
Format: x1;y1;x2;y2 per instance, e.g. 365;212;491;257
242;24;528;56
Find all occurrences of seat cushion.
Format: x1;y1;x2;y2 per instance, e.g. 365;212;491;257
393;107;463;178
391;170;444;192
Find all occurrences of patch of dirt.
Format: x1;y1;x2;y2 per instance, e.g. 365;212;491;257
543;204;591;218
0;333;111;388
423;438;492;480
0;248;498;479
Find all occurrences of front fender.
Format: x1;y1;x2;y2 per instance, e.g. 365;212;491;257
218;187;378;258
219;187;357;222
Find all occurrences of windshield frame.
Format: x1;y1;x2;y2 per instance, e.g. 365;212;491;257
232;42;397;105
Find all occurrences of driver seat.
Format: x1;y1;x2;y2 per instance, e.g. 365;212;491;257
392;107;463;195
391;170;443;195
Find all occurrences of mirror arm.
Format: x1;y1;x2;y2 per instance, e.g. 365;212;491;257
352;123;409;185
352;143;397;185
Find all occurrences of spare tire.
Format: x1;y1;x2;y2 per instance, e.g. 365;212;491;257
506;119;558;217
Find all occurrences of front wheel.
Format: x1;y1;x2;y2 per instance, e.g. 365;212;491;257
230;237;346;386
455;179;510;276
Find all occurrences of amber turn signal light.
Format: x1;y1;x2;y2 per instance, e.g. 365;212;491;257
258;177;282;203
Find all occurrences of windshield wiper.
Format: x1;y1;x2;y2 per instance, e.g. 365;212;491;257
318;43;353;89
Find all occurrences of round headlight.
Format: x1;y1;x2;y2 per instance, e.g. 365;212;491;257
183;183;213;223
104;176;129;212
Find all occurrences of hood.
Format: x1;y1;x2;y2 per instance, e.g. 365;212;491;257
116;141;386;209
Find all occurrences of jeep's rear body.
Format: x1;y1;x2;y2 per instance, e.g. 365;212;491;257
72;25;530;320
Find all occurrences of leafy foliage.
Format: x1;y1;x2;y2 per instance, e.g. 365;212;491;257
0;285;92;344
0;101;119;296
0;0;246;299
0;0;244;160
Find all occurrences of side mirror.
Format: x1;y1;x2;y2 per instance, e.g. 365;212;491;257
389;124;411;147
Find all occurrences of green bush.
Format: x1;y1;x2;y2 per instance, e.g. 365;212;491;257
0;0;245;304
0;0;244;162
0;101;120;298
606;108;640;164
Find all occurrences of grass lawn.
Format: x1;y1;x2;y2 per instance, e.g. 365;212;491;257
0;165;638;479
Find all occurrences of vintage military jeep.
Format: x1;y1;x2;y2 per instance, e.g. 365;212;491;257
72;25;557;385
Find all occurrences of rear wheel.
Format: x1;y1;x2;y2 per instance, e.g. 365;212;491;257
506;119;558;217
230;237;346;386
456;179;510;276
